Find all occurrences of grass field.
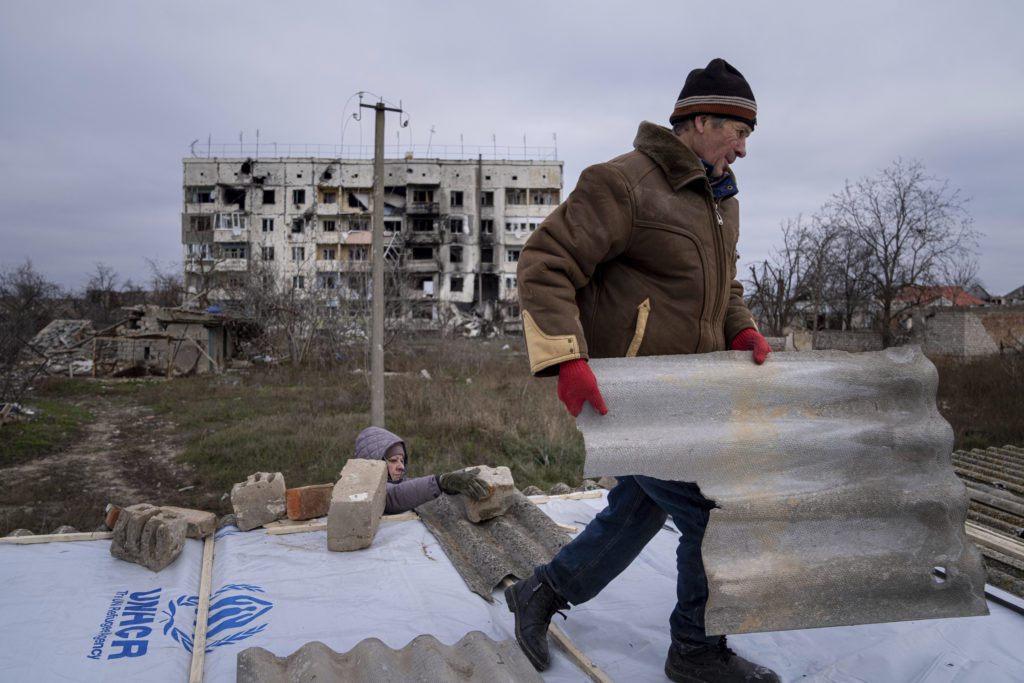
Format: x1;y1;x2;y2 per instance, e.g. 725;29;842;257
3;338;1022;533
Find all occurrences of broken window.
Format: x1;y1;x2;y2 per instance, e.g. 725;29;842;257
349;247;368;261
481;247;493;263
292;275;305;289
411;246;433;260
384;219;401;232
216;213;248;230
321;189;337;204
223;186;246;209
321;247;336;260
419;277;435;296
450;190;464;207
187;186;215;203
448;217;465;234
412;189;434;203
262;218;274;233
481;219;494;234
349;216;370;231
187;243;212;259
480;191;494;206
317;273;337;289
261;246;275;260
450;246;463;263
530;189;559;205
263;189;276;204
322;219;337;232
347;191;369;209
292;189;306;205
190;215;212;232
412;218;434;232
291;218;305;234
292;246;305;261
505;275;518;290
222;243;247;259
506;188;526;205
505;248;521;263
450;276;464;293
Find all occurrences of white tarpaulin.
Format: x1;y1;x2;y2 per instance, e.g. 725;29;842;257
2;495;1023;681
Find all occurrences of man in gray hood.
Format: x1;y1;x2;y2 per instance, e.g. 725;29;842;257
354;426;490;514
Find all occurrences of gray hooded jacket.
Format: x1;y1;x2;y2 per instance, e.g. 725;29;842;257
353;426;442;514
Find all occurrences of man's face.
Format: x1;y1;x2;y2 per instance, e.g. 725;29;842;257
384;443;406;481
691;117;751;178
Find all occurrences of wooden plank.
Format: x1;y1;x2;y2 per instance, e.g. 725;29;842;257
264;511;420;536
966;521;1024;564
530;490;604;505
188;534;216;683
0;531;113;545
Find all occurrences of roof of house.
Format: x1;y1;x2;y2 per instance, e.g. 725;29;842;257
897;285;987;307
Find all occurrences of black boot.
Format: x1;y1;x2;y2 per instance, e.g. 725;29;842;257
504;574;569;671
665;636;780;683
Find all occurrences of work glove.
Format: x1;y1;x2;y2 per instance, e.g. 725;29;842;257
557;358;608;417
438;467;490;499
729;328;771;365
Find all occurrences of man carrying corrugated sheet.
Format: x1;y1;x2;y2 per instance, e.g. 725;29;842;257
507;59;779;683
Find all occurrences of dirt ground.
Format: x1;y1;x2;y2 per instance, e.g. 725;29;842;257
0;393;209;535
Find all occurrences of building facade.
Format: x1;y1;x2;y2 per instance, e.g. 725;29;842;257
181;156;563;328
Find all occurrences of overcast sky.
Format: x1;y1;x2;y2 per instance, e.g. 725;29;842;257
1;0;1021;295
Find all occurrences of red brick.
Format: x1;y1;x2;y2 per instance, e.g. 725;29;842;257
286;484;334;520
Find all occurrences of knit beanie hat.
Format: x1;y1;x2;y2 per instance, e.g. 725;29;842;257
669;58;757;130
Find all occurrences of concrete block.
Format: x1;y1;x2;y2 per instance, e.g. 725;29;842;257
548;482;571;495
50;525;78;534
461;466;515;523
327;459;387;552
231;472;287;531
110;503;187;572
161;506;216;538
286;484;334;521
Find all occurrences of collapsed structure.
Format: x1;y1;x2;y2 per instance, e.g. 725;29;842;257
181;153;563;332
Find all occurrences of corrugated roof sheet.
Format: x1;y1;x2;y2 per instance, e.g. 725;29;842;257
415;492;569;601
578;347;988;634
953;445;1024;596
237;631;542;683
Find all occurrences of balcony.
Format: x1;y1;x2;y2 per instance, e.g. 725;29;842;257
215;258;249;272
407;201;439;215
214;228;250;242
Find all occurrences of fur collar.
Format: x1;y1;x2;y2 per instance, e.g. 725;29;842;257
633;121;737;192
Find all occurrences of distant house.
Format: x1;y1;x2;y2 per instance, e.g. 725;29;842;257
996;284;1024;306
896;285;987;309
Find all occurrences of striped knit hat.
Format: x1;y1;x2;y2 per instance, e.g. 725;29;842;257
669;58;757;130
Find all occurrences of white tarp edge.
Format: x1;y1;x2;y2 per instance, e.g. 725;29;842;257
2;495;1023;682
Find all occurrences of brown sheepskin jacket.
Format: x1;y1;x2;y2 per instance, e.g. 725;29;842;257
517;121;757;376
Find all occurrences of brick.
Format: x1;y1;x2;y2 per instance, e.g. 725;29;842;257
286;484;334;521
231;472;287;531
161;506;216;538
461;466;515;523
104;504;122;530
110;503;187;572
327;459;387;552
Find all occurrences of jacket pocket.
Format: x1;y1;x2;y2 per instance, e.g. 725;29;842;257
625;298;651;357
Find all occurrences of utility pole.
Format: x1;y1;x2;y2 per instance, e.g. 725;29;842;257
360;99;404;427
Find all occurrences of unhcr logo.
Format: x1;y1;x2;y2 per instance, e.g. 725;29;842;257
86;584;272;660
162;584;272;653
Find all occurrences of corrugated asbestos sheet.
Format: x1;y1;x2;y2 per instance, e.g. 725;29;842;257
237;631;542;683
578;347;989;634
953;445;1024;596
415;492;569;600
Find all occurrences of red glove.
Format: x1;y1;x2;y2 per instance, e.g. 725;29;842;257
557;359;608;417
730;328;771;365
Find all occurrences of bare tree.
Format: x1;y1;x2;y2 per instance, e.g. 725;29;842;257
84;262;121;324
146;258;184;307
745;216;825;335
821;159;979;346
0;259;63;402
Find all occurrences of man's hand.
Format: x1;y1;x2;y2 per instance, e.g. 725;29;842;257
557;358;608;417
730;328;771;364
439;467;490;499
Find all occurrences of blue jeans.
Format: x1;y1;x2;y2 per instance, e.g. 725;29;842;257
537;475;718;644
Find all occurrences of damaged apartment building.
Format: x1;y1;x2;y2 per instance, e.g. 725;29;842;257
181;153;563;330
